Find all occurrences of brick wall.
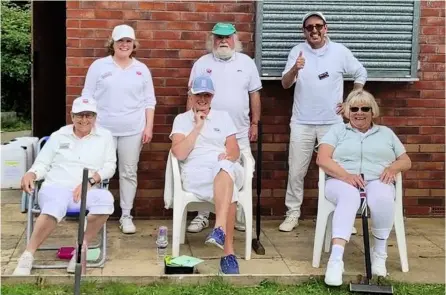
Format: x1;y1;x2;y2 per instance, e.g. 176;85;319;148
66;1;445;218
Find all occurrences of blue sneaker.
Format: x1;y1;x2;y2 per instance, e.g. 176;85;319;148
220;254;240;274
205;227;225;249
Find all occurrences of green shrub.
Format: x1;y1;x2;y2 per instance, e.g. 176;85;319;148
1;1;31;118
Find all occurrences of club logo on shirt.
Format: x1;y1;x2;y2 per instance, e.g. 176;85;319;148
237;69;242;72
136;71;142;76
206;68;212;74
100;71;112;79
213;128;221;132
82;99;89;103
59;142;70;149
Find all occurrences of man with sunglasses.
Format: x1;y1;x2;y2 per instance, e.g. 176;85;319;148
185;23;262;234
14;96;116;275
279;12;367;232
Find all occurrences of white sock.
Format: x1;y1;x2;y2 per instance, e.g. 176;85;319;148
329;244;345;262
122;209;131;217
198;212;210;219
373;237;387;254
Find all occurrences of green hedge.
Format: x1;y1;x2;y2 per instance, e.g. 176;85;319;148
1;1;31;118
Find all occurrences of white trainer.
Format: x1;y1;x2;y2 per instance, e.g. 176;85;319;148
187;215;209;233
371;249;388;277
67;253;76;274
324;259;344;286
234;220;246;232
12;251;34;276
120;215;136;234
352;227;357;235
279;214;299;232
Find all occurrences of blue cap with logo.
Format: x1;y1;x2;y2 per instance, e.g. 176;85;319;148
190;75;215;95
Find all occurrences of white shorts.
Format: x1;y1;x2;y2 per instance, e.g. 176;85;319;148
181;159;244;203
38;185;115;222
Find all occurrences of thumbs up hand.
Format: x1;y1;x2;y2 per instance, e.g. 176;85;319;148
296;51;305;71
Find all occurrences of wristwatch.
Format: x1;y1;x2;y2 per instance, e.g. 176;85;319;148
88;177;96;186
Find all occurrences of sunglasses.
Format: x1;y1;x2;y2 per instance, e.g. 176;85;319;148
350;107;371;113
74;112;96;119
304;24;325;32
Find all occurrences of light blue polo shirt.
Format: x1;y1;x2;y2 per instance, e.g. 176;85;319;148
319;123;406;181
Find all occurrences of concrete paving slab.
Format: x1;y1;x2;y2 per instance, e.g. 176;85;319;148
1;204;27;222
0;190;22;204
102;259;164;276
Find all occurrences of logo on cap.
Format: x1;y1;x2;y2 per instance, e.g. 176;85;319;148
206;68;212;74
136;71;142;75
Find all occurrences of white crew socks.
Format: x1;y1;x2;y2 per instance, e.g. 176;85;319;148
373;237;387;254
122;209;131;217
329;244;345;262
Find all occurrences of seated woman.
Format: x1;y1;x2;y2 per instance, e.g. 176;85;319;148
169;75;243;274
316;89;411;286
13;96;116;275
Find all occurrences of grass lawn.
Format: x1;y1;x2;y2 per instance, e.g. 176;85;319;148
1;280;444;295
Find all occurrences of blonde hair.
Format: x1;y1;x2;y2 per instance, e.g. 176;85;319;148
106;38;139;57
205;34;243;53
344;89;380;118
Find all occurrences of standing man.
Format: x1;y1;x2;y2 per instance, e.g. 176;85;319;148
279;12;367;232
186;23;262;233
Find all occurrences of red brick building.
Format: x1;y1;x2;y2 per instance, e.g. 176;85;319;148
60;1;444;218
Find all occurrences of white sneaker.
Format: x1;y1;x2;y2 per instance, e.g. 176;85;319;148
187;215;209;233
352;227;357;235
371;249;388;277
120;215;136;234
279;214;299;232
234;220;246;232
13;251;34;275
324;260;344;286
67;253;76;274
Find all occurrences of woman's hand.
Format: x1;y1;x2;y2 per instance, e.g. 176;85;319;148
340;173;366;189
73;183;92;203
380;167;397;184
142;127;153;144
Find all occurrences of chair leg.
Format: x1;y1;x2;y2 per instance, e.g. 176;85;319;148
394;210;409;272
172;205;184;258
243;203;253;260
324;213;333;253
312;209;330;268
180;209;187;244
21;191;28;213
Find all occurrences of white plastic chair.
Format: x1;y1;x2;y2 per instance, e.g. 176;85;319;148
312;168;409;273
170;150;254;260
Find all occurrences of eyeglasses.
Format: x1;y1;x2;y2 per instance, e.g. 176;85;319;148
73;112;96;119
350;107;371;113
304;24;325;32
215;35;232;40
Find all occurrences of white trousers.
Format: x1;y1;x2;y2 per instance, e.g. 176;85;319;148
39;185;114;222
285;124;333;217
326;178;395;242
199;137;254;223
113;132;143;211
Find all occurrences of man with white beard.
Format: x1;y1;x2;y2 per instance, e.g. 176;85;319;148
186;23;262;234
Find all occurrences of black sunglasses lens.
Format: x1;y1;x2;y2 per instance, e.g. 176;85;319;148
305;24;324;32
362;107;371;112
350;107;359;112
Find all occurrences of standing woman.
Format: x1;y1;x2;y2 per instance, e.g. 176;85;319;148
82;24;156;234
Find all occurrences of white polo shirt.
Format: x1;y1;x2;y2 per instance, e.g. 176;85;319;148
188;53;262;139
28;125;117;190
82;56;156;136
170;109;237;174
282;38;367;125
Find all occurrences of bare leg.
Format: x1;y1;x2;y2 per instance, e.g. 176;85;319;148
332;238;347;247
224;202;237;255
213;170;234;234
25;214;57;254
83;214;109;244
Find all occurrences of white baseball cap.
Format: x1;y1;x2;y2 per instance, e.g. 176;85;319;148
72;96;97;114
302;12;327;26
112;24;135;41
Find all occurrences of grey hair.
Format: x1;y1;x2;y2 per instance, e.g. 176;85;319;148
205;34;243;53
